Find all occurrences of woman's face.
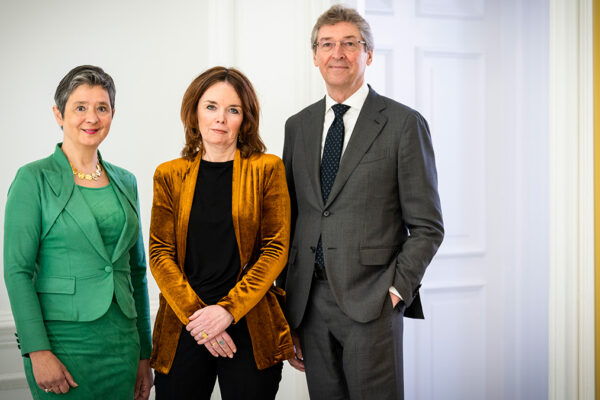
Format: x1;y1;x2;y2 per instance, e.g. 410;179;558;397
53;84;113;150
197;81;243;152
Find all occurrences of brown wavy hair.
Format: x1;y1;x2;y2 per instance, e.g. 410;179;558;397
180;66;265;160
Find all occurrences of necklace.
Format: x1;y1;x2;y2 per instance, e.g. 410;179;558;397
70;161;102;181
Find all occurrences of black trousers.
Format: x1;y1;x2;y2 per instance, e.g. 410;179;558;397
298;279;405;400
154;318;283;400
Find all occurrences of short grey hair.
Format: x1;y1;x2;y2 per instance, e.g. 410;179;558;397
311;5;374;52
54;65;116;116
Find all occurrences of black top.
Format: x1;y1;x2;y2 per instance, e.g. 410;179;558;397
184;160;240;305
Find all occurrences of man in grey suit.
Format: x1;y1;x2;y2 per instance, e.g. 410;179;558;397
278;5;444;400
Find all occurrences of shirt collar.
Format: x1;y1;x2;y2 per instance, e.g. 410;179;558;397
325;82;370;113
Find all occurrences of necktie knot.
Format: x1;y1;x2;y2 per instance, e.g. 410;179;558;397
332;103;350;119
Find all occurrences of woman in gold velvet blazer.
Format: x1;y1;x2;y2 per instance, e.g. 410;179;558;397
149;66;294;399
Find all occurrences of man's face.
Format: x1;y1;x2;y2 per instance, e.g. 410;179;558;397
313;22;373;96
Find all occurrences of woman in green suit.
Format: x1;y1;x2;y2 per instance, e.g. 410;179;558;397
3;65;152;399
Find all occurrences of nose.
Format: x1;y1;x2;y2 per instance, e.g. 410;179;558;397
86;109;99;124
216;109;226;124
332;42;345;58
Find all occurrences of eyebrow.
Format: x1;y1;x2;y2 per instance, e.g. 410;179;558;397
203;99;242;108
72;101;110;106
318;35;359;41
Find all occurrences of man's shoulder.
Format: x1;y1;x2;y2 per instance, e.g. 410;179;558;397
368;89;422;119
286;97;324;126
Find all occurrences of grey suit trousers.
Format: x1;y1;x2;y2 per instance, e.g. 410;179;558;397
298;279;405;400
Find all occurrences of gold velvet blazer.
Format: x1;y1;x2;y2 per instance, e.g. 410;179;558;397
149;150;294;373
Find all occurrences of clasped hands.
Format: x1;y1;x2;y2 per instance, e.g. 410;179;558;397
186;305;237;358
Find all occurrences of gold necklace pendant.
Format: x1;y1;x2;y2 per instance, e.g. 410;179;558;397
70;161;102;181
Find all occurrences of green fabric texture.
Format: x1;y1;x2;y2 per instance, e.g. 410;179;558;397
77;183;125;259
3;144;152;359
23;301;140;399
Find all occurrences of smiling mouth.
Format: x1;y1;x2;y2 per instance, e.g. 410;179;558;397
82;129;98;134
211;128;227;134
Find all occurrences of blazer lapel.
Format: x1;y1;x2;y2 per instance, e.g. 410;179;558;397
176;156;201;269
301;98;327;208
231;150;242;256
104;163;138;263
41;167;72;240
325;88;388;208
64;188;112;263
45;145;111;263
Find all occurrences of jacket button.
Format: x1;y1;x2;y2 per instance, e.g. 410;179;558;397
323;210;330;217
104;266;113;273
17;345;21;349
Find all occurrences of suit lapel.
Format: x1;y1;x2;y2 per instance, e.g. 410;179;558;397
41;167;72;240
301;98;327;208
64;187;112;263
45;145;111;263
103;163;138;263
176;156;200;269
231;150;242;257
325;89;388;208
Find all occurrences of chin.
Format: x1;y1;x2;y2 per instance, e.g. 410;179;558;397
80;137;105;147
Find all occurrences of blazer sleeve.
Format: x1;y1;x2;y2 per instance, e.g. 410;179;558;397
149;166;204;325
128;176;152;359
392;112;444;304
217;158;291;323
3;167;51;355
276;118;297;289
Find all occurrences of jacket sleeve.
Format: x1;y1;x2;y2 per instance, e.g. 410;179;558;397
276;118;297;289
128;175;152;359
392;111;444;306
3;167;51;355
217;159;291;322
149;166;204;325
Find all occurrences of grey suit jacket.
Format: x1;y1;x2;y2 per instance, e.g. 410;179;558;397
278;87;444;327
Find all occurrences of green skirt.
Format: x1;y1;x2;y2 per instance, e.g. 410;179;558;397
24;301;140;399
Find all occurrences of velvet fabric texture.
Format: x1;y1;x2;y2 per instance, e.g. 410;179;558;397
149;150;294;373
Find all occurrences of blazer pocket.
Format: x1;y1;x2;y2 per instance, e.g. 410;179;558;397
359;247;399;266
35;276;75;294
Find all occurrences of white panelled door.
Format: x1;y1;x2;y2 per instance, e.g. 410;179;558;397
361;0;548;399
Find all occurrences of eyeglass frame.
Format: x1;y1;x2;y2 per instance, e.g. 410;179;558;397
312;39;368;53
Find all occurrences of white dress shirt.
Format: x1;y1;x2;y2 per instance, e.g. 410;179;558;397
320;82;369;158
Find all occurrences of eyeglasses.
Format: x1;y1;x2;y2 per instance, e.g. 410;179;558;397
313;39;367;53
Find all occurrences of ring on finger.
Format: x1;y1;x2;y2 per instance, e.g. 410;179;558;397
211;342;217;347
44;388;50;393
201;331;208;339
218;340;225;346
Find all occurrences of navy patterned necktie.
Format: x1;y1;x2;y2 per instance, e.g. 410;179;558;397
315;103;350;269
320;103;350;202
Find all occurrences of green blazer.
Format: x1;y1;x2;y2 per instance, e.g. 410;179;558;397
3;144;152;358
